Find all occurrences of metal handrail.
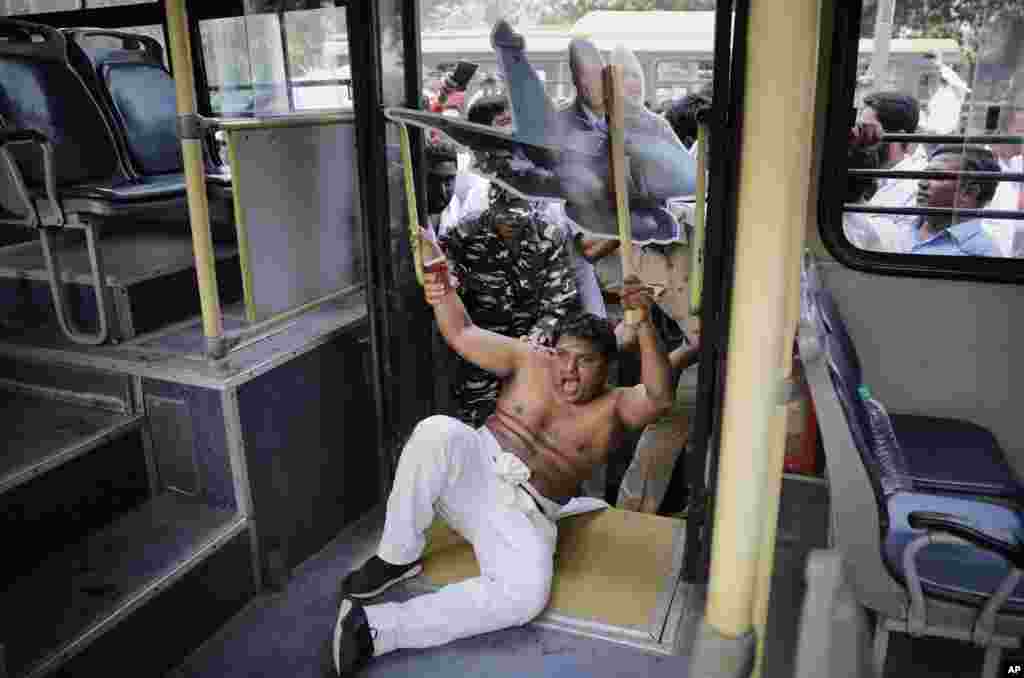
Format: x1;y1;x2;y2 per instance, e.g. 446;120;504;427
843;204;1024;220
848;169;1024;182
880;133;1022;144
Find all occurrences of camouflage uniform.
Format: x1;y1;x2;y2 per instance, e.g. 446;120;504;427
439;186;581;427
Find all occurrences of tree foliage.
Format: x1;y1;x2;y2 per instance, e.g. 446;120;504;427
862;1;1024;70
420;0;714;32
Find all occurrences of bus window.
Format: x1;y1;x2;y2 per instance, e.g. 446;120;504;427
0;0;77;13
199;3;350;117
829;0;1023;264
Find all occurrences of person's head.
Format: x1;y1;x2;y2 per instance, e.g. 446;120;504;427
610;45;644;106
665;93;712;149
467;94;511;129
917;145;1000;213
861;91;920;167
995;103;1024;162
487;183;532;240
568;38;606;114
549;313;617;403
425;143;459;214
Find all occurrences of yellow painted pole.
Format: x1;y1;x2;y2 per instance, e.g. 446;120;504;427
398;123;424;286
165;0;224;343
689;123;707;318
750;2;823;671
703;0;821;644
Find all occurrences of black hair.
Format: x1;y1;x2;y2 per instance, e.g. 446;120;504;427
551;313;617;363
928;144;1001;207
862;91;920;134
664;93;712;148
467;94;509;126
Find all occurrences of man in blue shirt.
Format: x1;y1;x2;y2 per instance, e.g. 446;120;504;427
901;145;1001;257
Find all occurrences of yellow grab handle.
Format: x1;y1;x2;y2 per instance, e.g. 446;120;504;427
690;123;707;317
397;123;424;286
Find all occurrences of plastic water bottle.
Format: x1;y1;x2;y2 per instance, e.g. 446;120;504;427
857;385;908;491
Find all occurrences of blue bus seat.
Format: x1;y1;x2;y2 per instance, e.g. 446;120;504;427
799;255;1024;678
0;19;193;344
814;284;1020;500
62;28;233;200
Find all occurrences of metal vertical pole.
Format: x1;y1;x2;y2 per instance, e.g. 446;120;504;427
870;0;896;91
165;0;225;357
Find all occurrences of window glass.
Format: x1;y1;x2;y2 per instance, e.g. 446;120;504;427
83;0;150;7
841;1;1023;259
199;4;349;116
0;0;78;13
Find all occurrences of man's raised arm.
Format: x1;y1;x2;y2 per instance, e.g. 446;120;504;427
615;277;674;428
422;230;526;379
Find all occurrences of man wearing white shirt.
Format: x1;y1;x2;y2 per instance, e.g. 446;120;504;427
862;91;925;249
984;104;1024;256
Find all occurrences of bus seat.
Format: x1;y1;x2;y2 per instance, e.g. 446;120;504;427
813;275;1020;500
799;256;1024;678
0;19;190;345
62;28;232;191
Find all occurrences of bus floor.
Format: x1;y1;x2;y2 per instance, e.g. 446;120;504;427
167;476;1022;678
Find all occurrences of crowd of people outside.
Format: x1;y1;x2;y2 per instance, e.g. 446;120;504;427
846;83;1024;258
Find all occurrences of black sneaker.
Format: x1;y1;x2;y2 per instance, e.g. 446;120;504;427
342;556;422;600
323;599;374;677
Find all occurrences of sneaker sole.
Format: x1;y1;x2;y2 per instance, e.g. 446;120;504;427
332;599;353;676
347;564;423;600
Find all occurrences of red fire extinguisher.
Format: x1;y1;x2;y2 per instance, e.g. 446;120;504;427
783;349;819;476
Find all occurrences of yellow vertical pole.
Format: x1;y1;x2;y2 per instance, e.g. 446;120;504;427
702;0;820;648
689;123;707;319
165;0;224;345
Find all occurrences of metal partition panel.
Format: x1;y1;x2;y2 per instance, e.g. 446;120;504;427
228;121;363;323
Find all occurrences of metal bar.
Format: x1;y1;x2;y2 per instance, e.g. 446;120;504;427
844;204;1024;220
225;130;257;323
165;0;225;353
881;133;1023;144
214;112;354;131
276;10;296;113
347;0;396;494
849;169;1024;181
39;223;110;346
210;78;352;91
215;284;363;356
689;123;707;317
683;0;742;586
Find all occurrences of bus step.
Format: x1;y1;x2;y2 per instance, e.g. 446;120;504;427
0;493;249;678
0;230;242;343
0;387;143;497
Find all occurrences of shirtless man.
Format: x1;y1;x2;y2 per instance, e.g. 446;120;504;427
325;234;673;677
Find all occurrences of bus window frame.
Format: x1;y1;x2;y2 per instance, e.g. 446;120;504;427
817;0;1024;285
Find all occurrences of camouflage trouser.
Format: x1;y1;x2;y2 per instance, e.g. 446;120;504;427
453;356;501;429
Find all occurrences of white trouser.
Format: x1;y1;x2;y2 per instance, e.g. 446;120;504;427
365;415;559;656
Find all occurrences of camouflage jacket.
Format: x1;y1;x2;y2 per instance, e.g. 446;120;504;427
438;207;581;345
